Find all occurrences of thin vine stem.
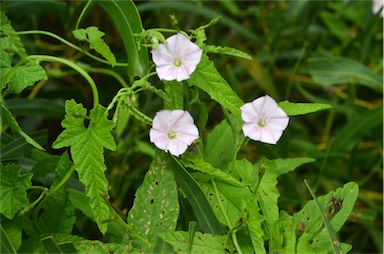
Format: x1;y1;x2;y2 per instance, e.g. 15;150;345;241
16;30;128;66
85;67;129;88
210;178;233;229
76;0;93;31
26;55;99;108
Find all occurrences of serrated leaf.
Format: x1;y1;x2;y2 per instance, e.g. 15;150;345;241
205;45;252;60
97;0;149;79
278;101;332;116
73;26;116;66
52;100;116;234
124;152;179;251
243;197;266;254
0;164;32;219
159;231;228;253
308;56;383;93
0;12;27;57
182;152;244;187
188;54;244;117
39;153;76;234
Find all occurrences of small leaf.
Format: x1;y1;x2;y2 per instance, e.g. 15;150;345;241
97;0;149;79
278;101;332;116
205;45;252;60
39;153;76;234
73;26;116;66
52;100;116;234
308;56;383;93
0;12;27;58
164;81;184;110
124;152;179;251
188;54;244;117
0;164;32;219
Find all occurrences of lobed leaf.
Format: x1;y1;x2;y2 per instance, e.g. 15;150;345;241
73;26;116;66
52;100;116;234
0;164;32;219
0;12;27;58
188;54;244;117
278;100;332;116
124;152;179;251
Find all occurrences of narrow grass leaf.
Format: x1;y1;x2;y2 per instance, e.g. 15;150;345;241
97;0;149;79
169;154;224;235
0;215;22;252
205;45;252;60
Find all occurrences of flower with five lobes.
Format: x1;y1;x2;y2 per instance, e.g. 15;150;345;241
151;33;203;82
241;95;289;144
149;110;199;156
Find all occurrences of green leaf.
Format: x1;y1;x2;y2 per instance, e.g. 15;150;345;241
52;100;116;234
0;215;22;253
164;81;184;110
168;154;224;235
308;56;383;93
0;164;32;219
0;12;27;58
330;107;383;153
182;152;244;187
205;45;252;60
31;156;60;179
67;188;94;220
0;129;47;161
159;231;228;253
39;153;76;234
41;236;77;254
293;182;359;253
188;54;244;117
73;26;116;66
243;197;266;254
278;101;332;116
124;152;179;251
97;0;149;79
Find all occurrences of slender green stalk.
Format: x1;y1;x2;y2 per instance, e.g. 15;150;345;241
26;55;99;108
86;67;129;88
20;188;48;215
107;198;154;248
17;30;128;66
210;178;233;229
223;108;239;160
76;0;93;30
232;228;244;254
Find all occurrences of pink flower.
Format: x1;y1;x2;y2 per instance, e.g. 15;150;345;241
151;33;203;82
373;0;384;17
240;95;289;144
149;110;199;156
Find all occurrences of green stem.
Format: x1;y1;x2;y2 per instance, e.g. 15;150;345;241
86;67;130;88
232;228;244;254
16;30;128;66
20;187;48;215
210;178;233;229
76;0;93;30
32;165;76;233
223;108;239;160
26;55;99;108
108;199;154;248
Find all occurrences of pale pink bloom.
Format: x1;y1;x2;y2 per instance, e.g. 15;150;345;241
373;0;384;17
151;33;202;82
149;110;199;156
240;95;289;144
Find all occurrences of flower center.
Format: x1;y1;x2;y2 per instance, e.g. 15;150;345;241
257;119;267;128
173;58;183;67
167;130;178;140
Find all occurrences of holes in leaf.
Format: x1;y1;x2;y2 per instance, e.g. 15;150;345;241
150;199;154;204
153;179;159;185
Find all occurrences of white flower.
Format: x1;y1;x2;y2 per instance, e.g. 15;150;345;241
149;110;199;156
151;33;203;82
240;95;289;144
373;0;384;17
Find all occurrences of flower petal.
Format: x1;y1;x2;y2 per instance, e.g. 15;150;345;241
149;129;170;150
152;110;172;131
155;65;178;81
176;66;191;82
240;102;259;123
151;44;174;66
167;139;189;157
